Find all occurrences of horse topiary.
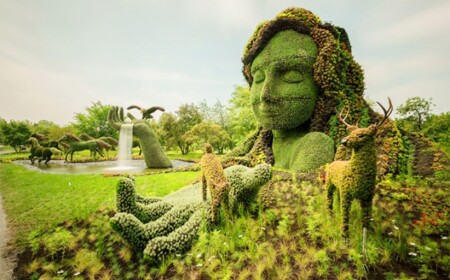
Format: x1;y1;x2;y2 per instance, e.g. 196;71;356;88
58;133;111;162
28;137;53;164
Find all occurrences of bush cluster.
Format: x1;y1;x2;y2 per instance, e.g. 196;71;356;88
111;164;272;260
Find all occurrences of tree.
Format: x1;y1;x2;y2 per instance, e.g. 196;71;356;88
158;104;203;154
198;99;230;133
72;101;118;138
186;123;232;154
31;120;59;138
422;112;450;146
396;97;434;131
0;120;31;152
226;85;257;144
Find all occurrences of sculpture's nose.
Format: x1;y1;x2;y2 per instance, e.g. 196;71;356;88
261;73;275;103
341;139;348;146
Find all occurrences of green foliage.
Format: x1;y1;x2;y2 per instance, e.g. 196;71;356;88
226;164;272;213
186;123;232;154
422;112;450;149
111;164;271;260
159;103;203;154
326;125;377;236
396;97;434;131
0;120;31;152
73;101;117;139
227;85;258;145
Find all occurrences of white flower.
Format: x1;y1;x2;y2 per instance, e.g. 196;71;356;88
393;226;399;230
409;242;416;246
187;253;193;256
223;242;227;245
408;252;417;256
208;256;216;262
176;254;182;257
370;218;374;221
74;272;81;276
392;219;396;223
238;234;243;238
196;253;202;258
388;232;394;236
442;236;448;240
57;270;64;274
196;263;203;267
261;227;266;231
425;247;432;251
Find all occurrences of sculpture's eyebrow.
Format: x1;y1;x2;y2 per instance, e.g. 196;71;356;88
251;55;316;74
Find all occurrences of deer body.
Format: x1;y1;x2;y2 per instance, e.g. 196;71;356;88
325;126;377;235
326;98;392;237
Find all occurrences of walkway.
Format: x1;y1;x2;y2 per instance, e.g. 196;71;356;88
0;195;14;280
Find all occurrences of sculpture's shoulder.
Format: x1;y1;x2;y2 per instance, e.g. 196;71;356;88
291;132;335;172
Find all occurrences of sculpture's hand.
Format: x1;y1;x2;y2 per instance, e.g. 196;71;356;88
108;106;153;138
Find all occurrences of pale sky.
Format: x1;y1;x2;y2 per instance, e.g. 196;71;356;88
1;0;449;125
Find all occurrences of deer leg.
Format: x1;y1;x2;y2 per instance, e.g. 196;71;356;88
340;191;351;237
327;184;336;213
360;199;373;230
202;175;207;201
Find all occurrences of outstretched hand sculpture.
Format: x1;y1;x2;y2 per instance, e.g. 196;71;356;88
110;163;272;260
108;106;172;168
127;105;165;120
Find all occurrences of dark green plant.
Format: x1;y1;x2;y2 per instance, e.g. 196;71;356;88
108;106;173;168
110;163;271;260
325;100;392;236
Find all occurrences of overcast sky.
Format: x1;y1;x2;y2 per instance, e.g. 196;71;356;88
1;0;449;125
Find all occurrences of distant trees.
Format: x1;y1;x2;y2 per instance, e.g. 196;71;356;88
186;123;232;154
0;120;31;152
226;85;257;145
396;97;434;131
158;104;203;154
72;101;117;139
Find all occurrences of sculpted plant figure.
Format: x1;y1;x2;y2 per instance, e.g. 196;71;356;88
127;105;165;120
78;132;118;158
325;98;393;237
57;133;110;162
110;163;271;260
28;137;53;164
200;143;230;223
226;8;382;173
108;106;172;168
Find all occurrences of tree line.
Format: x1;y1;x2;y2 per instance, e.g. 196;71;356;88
0;85;257;154
2;93;448;154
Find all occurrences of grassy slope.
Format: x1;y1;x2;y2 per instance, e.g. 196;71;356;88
0;163;199;246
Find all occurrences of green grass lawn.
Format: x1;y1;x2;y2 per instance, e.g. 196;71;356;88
1;149;449;279
0;162;199;246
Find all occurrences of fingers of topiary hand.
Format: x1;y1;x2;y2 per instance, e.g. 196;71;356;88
127;112;137;120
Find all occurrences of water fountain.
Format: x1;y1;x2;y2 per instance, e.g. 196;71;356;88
116;124;134;167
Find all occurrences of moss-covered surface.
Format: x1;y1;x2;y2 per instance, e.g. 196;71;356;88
326;125;378;236
200;144;230;223
227;7;450;178
12;174;449;279
110;163;272;261
108;106;173;168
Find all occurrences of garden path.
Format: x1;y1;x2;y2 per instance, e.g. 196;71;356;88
0;195;14;280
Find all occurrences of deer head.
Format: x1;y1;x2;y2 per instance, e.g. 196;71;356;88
338;98;393;149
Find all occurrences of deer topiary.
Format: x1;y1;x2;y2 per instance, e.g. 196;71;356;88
325;98;393;237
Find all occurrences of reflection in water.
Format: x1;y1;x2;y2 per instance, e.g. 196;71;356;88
14;160;194;175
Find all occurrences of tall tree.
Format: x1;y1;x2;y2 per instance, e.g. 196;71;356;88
396;97;434;131
32;120;59;138
72;101;117;138
226;85;257;144
158;104;203;154
0;120;32;152
186;122;232;154
422;112;450;145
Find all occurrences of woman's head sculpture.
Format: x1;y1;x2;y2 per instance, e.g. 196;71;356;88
242;7;366;136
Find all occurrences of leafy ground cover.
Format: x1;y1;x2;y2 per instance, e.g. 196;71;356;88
1;149;449;279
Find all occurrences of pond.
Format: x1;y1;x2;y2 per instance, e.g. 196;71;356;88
14;160;195;175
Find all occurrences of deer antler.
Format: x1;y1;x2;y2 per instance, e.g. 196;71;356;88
376;97;393;128
336;107;353;128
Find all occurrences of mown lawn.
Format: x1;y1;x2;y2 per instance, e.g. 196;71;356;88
0;162;200;246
